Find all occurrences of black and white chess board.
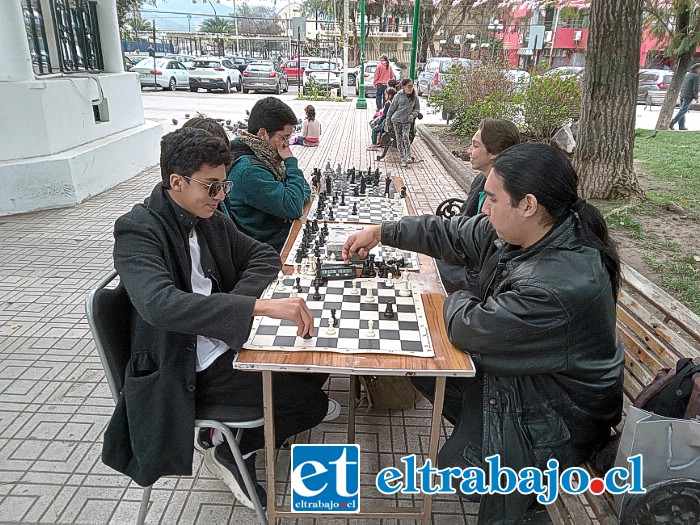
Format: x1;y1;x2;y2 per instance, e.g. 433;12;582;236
283;223;420;270
243;276;434;357
306;193;408;225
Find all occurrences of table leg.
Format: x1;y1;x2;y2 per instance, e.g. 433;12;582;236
348;375;359;443
262;370;276;521
421;375;446;525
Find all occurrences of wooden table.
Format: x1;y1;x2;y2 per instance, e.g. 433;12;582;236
233;183;475;523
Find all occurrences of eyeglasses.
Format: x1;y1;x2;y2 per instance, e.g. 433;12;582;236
182;175;233;198
273;132;292;142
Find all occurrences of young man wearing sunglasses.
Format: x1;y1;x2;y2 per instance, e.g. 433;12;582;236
104;128;330;510
227;97;311;253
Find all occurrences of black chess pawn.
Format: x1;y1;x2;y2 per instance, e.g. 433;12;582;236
385;175;392;197
383;298;395;319
350;169;356;184
312;284;322;301
351;202;358;215
294;277;303;293
360;259;371;278
367;254;377;278
323;220;329;234
328;208;335;221
360;176;367;195
325;174;332;195
340;193;346;206
400;187;407;199
332;191;338;205
353;186;359;198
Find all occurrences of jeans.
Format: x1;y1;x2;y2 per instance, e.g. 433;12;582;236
375;83;387;110
394;121;412;163
671;97;693;129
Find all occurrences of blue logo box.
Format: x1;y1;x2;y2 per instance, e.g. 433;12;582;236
290;444;360;513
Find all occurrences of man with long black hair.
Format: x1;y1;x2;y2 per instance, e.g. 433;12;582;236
342;144;624;524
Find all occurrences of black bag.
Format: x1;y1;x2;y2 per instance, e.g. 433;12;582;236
633;357;700;420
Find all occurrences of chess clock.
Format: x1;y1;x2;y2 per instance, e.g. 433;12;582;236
320;263;356;280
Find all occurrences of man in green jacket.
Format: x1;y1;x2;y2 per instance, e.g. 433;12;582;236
228;97;311;252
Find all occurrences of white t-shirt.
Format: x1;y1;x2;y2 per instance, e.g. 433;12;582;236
189;231;229;372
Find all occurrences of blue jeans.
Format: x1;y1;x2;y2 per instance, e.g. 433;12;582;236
671;97;693;129
375;83;387;110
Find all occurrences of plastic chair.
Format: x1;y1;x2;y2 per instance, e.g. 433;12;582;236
85;269;268;525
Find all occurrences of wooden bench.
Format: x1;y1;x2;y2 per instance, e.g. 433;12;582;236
435;198;700;524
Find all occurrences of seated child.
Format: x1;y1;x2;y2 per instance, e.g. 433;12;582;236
290;105;321;147
368;87;396;151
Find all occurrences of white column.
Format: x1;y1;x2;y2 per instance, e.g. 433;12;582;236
95;0;124;73
0;1;35;81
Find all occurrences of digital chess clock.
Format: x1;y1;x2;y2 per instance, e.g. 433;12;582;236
320;263;357;280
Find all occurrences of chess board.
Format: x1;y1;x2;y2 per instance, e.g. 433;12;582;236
283;224;420;270
243;277;434;357
306;194;408;225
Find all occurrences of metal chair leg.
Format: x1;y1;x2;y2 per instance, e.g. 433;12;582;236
216;424;268;525
136;485;152;525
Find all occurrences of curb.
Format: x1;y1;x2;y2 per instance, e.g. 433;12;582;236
416;123;477;194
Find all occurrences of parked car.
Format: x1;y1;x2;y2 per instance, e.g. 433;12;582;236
303;58;342;95
125;54;149;66
356;60;401;97
542;66;585;79
164;54;196;68
242;61;289;94
345;66;359;86
417;57;478;97
133;58;191;91
638;69;674;104
281;57;311;82
188;57;243;93
228;55;253;73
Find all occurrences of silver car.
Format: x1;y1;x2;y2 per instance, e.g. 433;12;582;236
417;57;478;97
133;58;191;91
242;62;289;94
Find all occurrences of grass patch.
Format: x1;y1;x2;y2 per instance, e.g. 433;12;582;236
607;212;645;241
644;251;700;313
634;129;700;218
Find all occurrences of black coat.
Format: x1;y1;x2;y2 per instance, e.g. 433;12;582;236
102;183;280;487
383;213;624;524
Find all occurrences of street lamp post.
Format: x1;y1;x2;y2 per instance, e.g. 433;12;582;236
355;0;367;109
231;0;239;55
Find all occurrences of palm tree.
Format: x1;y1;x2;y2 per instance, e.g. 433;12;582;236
130;17;152;42
199;17;235;56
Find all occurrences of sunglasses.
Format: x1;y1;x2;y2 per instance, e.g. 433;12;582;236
182;175;233;198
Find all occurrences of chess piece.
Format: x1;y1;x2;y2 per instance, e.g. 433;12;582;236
367;254;377;278
276;271;286;291
385;276;394;287
366;320;375;337
294;277;303;293
400;187;407;199
312;283;322;301
328;208;335;221
385;175;391;197
350;279;359;294
340;193;346;206
290;289;298;298
383;298;395;319
329;252;337;261
293;263;300;277
331;308;338;328
351;202;358;215
399;275;411;297
363;283;375;303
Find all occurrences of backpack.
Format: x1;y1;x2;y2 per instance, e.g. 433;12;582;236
633;357;700;419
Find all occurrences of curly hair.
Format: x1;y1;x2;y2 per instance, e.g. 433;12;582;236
160;128;232;188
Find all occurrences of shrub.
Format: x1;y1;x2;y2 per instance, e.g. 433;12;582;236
517;74;581;141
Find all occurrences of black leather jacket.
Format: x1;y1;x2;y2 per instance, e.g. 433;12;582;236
382;213;624;524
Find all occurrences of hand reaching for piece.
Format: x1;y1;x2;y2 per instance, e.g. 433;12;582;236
342;225;382;263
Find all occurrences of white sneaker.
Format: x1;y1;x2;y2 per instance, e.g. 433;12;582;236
323;399;341;422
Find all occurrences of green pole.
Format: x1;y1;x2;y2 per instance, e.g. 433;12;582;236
355;0;367;109
409;0;420;79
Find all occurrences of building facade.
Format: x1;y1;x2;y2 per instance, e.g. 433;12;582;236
1;0;161;216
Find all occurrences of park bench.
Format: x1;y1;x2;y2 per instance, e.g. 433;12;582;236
435;197;700;524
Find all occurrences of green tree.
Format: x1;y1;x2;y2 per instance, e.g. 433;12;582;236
199;17;235;56
117;0;155;28
644;0;700;130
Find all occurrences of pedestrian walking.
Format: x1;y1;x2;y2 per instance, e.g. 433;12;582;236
384;79;420;167
670;63;700;130
373;54;393;110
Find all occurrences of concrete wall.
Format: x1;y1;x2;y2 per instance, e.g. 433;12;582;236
0;0;162;216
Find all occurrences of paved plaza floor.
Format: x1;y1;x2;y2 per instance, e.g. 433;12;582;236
0;102;482;524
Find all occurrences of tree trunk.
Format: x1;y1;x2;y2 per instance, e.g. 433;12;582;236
573;0;644;199
654;4;693;130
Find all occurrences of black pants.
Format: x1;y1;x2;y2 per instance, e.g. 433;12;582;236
411;376;483;470
196;349;329;454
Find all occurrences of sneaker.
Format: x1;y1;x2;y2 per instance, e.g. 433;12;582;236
205;445;266;510
194;427;214;454
679;127;688;130
669;124;675;130
323;398;341;422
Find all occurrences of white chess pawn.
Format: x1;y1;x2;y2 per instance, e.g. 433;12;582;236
290;289;298;298
350;279;359;294
363;283;375;303
329;252;337;261
293;263;300;277
276;271;286;291
326;315;336;335
366;320;375;337
385;277;394;287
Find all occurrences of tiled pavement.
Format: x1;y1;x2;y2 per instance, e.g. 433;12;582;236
0;102;479;524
